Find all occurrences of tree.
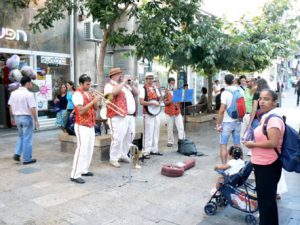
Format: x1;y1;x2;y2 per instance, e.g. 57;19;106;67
223;0;300;73
160;0;300;112
9;0;201;91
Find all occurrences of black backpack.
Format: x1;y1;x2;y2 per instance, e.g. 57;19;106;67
177;139;204;156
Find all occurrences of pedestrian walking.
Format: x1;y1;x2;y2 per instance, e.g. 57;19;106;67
70;74;100;184
8;76;39;164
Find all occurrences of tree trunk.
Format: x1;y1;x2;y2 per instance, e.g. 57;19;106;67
97;28;110;93
207;73;213;113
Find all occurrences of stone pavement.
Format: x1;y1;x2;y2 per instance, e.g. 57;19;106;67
0;89;299;225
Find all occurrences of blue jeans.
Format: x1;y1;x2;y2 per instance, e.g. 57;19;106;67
14;115;34;162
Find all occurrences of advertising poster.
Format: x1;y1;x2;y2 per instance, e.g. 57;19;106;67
36;75;52;110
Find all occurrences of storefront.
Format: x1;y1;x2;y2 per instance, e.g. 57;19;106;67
0;4;73;128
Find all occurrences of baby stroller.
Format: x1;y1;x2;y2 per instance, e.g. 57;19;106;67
204;161;258;225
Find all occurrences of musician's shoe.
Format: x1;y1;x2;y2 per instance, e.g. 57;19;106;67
141;154;151;159
167;143;173;147
23;159;37;165
13;154;20;161
82;172;94;176
110;160;121;168
70;177;85;184
150;152;163;156
119;157;130;163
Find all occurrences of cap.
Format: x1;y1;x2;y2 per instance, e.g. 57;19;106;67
145;72;154;78
109;67;122;77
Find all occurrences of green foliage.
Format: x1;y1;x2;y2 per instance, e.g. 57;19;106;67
133;0;200;62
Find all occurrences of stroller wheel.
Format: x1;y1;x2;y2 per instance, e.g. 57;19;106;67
245;214;257;225
204;202;217;215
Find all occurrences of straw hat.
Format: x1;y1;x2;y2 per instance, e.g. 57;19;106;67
109;67;122;77
145;72;154;78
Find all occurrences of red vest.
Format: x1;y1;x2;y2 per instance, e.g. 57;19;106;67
164;91;181;116
143;84;159;114
74;87;95;127
106;82;128;118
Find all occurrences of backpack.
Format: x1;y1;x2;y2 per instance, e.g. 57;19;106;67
263;114;300;173
226;89;246;119
177;139;204;156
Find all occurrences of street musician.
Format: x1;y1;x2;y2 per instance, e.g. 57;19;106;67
104;67;138;168
70;74;100;184
164;77;185;147
139;72;163;158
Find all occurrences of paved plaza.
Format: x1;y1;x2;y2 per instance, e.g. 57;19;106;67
0;89;299;225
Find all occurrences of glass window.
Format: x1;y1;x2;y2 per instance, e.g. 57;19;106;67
36;55;70;119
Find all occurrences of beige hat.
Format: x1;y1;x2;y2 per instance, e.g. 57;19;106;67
109;67;122;77
145;72;154;78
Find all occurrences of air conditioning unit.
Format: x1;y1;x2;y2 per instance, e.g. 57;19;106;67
83;22;103;42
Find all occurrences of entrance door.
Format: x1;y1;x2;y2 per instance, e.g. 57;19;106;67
0;53;34;128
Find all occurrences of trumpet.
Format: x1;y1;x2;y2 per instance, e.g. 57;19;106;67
89;88;126;117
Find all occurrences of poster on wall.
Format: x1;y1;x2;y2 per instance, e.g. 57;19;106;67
35;75;52;110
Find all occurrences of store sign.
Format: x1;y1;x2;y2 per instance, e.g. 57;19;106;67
0;27;28;42
40;56;67;66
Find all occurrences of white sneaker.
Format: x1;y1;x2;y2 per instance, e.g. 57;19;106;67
119;157;130;163
110;160;121;168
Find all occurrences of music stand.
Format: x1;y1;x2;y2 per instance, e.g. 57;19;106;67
119;134;148;187
172;89;194;129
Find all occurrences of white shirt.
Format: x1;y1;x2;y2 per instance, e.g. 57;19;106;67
72;91;91;106
238;86;245;97
8;87;36;116
221;85;239;122
225;159;245;175
104;80;136;115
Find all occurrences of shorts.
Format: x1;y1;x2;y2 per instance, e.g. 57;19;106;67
220;121;241;145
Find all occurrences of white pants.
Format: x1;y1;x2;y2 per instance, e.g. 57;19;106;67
240;113;251;153
277;171;288;195
241;113;251;138
166;114;185;144
71;124;95;179
108;115;135;161
143;114;160;154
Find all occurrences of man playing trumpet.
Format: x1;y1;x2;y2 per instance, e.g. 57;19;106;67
139;72;162;157
104;68;138;168
70;74;100;184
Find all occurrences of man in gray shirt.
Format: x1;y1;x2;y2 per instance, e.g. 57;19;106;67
8;76;39;164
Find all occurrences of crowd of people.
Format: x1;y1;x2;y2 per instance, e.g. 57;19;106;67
8;68;293;225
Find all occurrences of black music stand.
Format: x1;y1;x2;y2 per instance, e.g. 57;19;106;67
119;134;148;187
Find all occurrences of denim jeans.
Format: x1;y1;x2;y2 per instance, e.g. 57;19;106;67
14;115;34;162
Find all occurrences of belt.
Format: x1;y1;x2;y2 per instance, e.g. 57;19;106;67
127;114;135;116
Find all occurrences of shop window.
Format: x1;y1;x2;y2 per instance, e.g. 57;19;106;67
36;56;70;119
